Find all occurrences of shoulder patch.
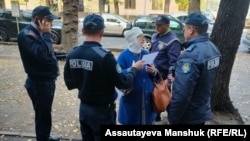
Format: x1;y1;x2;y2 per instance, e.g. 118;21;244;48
116;64;122;74
207;57;220;70
25;30;36;38
158;41;164;50
181;63;191;74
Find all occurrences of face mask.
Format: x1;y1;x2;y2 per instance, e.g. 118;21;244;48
128;38;142;54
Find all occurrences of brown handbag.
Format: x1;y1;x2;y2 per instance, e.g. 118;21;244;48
152;73;172;113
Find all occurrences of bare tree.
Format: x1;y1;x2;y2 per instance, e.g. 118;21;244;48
175;0;189;11
210;0;249;121
0;0;5;9
79;0;84;11
114;0;119;14
61;0;78;52
164;0;171;14
47;0;53;9
99;0;106;13
188;0;200;13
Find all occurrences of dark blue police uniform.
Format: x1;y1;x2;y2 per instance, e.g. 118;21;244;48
64;14;138;141
17;6;60;141
64;41;138;141
167;12;222;125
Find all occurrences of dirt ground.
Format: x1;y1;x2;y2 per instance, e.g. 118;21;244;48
0;44;250;140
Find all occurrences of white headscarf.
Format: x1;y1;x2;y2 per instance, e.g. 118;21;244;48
124;27;143;54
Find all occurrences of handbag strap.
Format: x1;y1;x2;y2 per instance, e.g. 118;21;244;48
153;72;164;86
158;72;164;81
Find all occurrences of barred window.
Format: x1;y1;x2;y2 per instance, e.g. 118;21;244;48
125;0;136;9
152;0;163;10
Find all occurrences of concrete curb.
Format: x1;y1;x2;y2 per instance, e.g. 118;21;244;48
0;41;17;45
0;131;81;141
0;41;124;52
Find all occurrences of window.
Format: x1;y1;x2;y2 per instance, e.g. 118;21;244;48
134;21;146;29
107;18;118;23
125;0;136;9
0;13;4;18
22;12;32;22
170;20;181;30
152;0;163;10
4;12;15;20
147;22;155;29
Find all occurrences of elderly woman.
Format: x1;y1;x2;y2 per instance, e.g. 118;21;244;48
117;27;157;125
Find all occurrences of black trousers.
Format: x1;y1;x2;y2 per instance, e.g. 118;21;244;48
79;102;116;141
25;78;56;141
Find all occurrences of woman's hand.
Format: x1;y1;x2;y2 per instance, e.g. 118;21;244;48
146;64;156;74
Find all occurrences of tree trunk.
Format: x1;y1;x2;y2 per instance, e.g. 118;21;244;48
164;0;171;14
0;0;5;9
48;0;53;8
61;0;78;52
210;0;249;119
114;0;119;15
99;0;106;13
188;0;200;13
78;0;84;11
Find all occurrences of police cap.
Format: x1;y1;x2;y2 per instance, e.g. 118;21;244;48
155;15;170;25
185;12;208;29
32;6;60;20
83;14;105;30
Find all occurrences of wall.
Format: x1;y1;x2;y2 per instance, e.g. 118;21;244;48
118;0;179;16
5;0;42;10
84;0;99;13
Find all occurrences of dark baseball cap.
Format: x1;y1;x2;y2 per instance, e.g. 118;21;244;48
185;12;208;29
155;15;170;25
32;6;60;20
83;14;105;30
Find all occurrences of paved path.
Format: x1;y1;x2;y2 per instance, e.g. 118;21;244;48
0;44;250;141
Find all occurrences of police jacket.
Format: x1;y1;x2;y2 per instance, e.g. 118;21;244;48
17;23;59;81
151;31;181;79
64;41;138;106
168;34;221;124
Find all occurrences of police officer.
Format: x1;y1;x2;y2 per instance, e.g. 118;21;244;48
17;6;61;141
150;15;182;122
167;12;222;124
63;14;144;141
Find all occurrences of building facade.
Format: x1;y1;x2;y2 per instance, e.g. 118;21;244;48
5;0;249;19
4;0;181;16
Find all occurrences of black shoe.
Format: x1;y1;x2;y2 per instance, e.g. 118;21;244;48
48;135;61;141
155;114;161;122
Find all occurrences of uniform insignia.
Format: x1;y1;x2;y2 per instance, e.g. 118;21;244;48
207;57;220;70
116;64;122;74
25;30;36;38
158;42;164;50
69;59;93;71
28;30;36;37
181;63;191;74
